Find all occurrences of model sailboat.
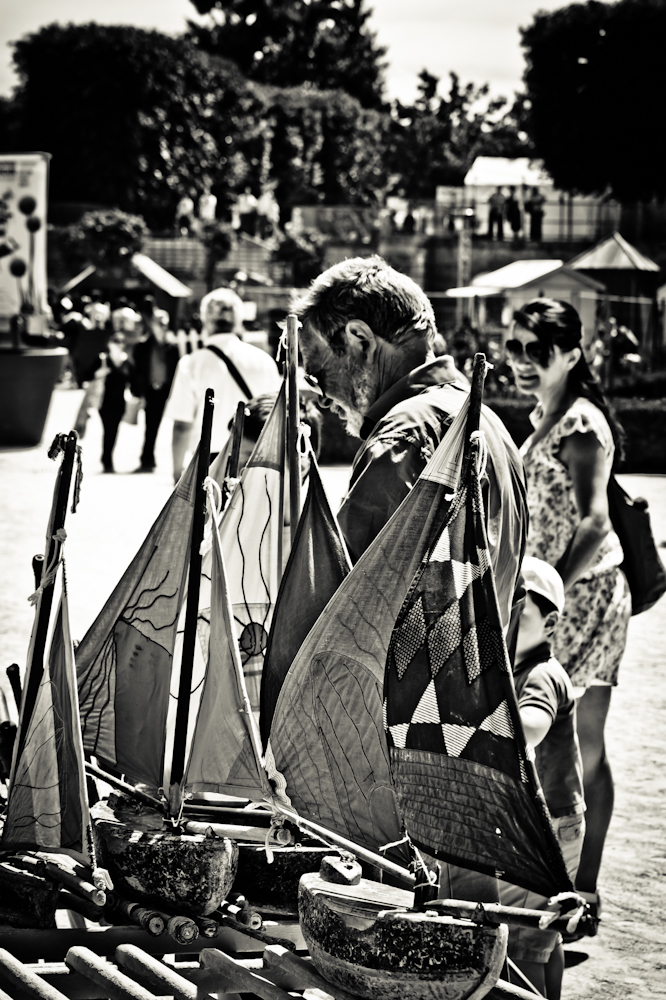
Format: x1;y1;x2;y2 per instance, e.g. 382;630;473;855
0;432;109;929
75;319;353;914
269;356;578;999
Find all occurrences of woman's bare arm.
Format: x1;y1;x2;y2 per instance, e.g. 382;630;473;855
556;429;612;591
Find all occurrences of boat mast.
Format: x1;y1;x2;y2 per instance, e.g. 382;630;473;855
228;400;246;480
461;352;487;481
13;430;78;771
170;389;214;794
286;314;301;547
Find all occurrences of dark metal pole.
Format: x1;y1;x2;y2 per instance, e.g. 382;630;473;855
170;389;214;789
228;400;246;481
286;314;301;547
14;430;78;766
5;665;22;716
31;554;44;589
461;353;487;483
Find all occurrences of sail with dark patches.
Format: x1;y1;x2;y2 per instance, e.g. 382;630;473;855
260;457;351;748
268;387;526;865
76;452;200;788
385;442;572;898
217;382;286;717
184;506;270;800
3;564;96;867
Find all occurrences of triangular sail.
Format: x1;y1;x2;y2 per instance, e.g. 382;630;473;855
268;386;526;863
260;456;351;748
3;564;96;866
76;453;200;788
385;444;571;898
184;506;270;800
217;382;286;716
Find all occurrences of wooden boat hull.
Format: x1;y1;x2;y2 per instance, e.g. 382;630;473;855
0;861;60;929
235;845;337;910
94;818;238;917
299;873;507;1000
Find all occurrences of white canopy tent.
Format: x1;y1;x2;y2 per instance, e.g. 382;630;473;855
446;260;604;343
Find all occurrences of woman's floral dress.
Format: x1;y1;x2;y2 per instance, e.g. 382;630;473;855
521;397;630;690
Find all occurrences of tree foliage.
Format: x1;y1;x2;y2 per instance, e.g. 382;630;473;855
5;23;265;227
389;71;531;198
521;0;666;202
263;86;392;218
187;0;386;108
62;209;149;268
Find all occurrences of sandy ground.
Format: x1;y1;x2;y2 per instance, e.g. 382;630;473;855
0;386;665;998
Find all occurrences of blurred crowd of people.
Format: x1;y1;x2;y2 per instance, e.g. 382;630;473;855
54;285;287;481
174;179;280;241
59;291;180;473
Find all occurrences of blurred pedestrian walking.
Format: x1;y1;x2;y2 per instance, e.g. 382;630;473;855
487;186;506;240
164;286;281;483
131;296;179;473
99;333;134;473
525;187;546;242
505;186;522;241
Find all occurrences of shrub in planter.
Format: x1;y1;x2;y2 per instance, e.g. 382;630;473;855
61;209;149;270
0;347;68;445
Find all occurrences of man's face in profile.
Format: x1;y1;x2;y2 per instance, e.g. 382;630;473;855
300;325;378;437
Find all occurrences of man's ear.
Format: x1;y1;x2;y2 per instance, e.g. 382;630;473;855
344;319;376;361
567;346;582;371
544;610;559;636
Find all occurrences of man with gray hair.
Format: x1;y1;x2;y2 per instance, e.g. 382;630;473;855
164;286;281;482
293;255;528;907
294;256;526;611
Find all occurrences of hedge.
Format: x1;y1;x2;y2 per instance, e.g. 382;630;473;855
485;396;666;474
319;396;666;474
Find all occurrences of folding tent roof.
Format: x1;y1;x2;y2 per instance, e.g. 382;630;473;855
568;232;660;272
131;253;192;297
446;259;604;298
58;255;192;298
464;157;551;188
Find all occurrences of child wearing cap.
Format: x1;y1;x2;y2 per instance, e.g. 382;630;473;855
500;556;585;999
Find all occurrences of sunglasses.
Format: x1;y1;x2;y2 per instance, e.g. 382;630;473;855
504;338;550;366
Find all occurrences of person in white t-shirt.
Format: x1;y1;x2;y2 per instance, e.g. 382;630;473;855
164;286;281;482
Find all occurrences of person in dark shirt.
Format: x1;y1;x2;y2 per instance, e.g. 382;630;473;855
505;186;522;241
131;298;179;472
525;187;546;242
500;556;585;999
99;333;133;473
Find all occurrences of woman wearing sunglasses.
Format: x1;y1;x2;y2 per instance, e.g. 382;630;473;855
505;298;630;930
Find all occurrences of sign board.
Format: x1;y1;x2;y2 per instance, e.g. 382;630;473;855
0;152;50;326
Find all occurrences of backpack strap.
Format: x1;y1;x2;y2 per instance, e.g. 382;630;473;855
205;344;253;400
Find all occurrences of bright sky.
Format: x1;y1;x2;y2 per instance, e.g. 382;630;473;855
0;0;611;104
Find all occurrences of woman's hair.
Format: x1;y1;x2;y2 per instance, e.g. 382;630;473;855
512;298;623;462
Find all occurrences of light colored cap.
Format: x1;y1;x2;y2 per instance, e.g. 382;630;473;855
522;556;565;615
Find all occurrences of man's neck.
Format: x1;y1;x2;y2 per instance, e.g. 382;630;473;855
374;337;431;400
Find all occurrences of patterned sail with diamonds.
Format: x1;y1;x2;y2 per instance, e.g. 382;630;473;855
385;442;571;898
268;380;526;865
